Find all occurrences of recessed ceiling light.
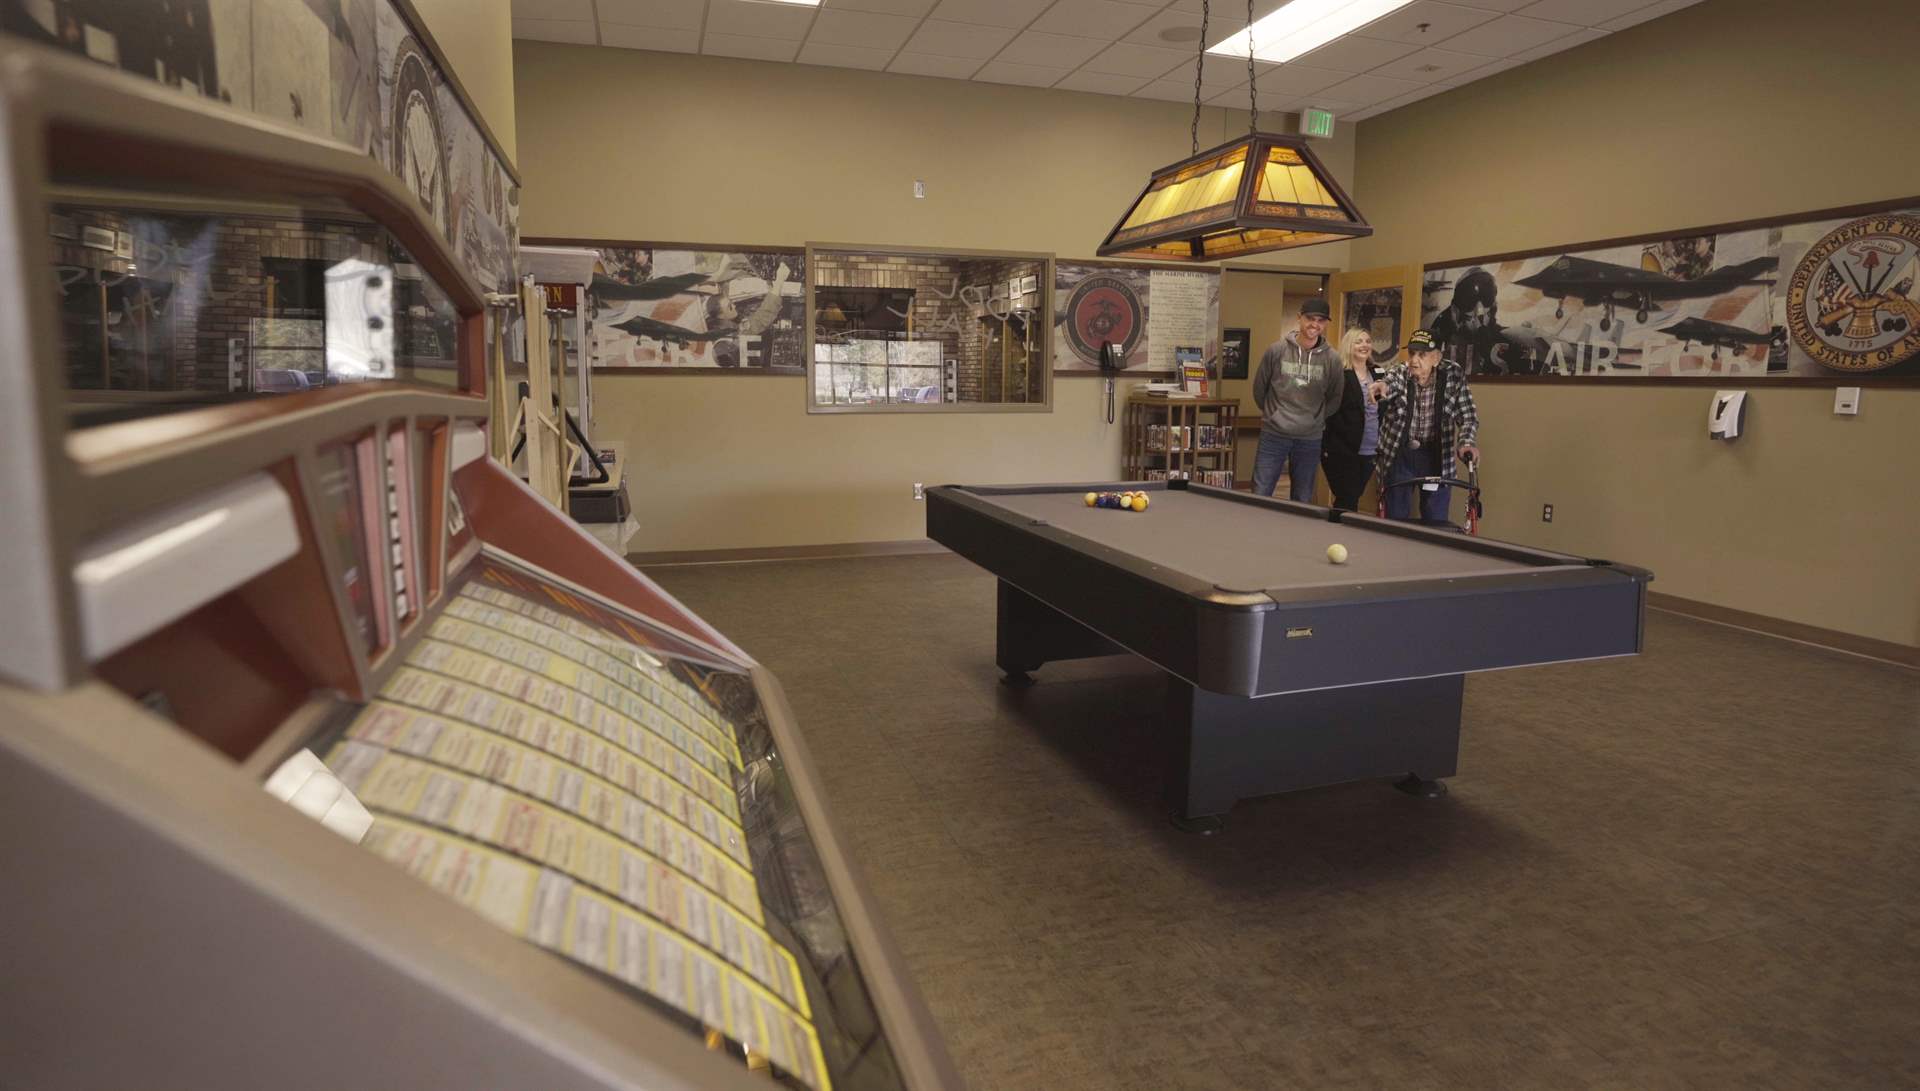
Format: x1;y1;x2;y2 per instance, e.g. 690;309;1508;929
1158;25;1204;43
1206;0;1416;65
739;0;821;7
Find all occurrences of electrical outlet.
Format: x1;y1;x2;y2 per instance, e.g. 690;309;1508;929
1542;504;1554;523
913;180;926;199
912;483;925;501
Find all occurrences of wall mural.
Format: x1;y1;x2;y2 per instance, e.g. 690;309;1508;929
1423;203;1920;380
588;245;806;370
1053;261;1220;373
4;0;518;293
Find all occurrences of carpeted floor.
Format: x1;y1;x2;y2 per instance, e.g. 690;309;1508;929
650;552;1920;1091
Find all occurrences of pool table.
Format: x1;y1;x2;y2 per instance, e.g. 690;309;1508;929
926;480;1651;830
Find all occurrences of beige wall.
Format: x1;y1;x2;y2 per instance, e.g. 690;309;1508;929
411;0;517;165
515;42;1353;552
1350;0;1920;649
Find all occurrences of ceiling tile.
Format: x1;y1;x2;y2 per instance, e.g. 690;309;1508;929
1249;63;1347;95
925;0;1051;29
904;20;1018;57
888;51;986;75
1351;1;1501;45
1132;79;1210;102
1290;35;1420;73
974;59;1068;85
827;0;940;16
1515;0;1655;26
703;32;803;60
809;8;920;48
601;23;700;50
1513;25;1605;61
1084;41;1188;77
1029;0;1161;40
797;40;897;67
512;18;598;44
1124;8;1210;48
1601;0;1701;31
1438;56;1521;84
1208;87;1299;113
1319;71;1425;105
998;30;1107;66
598;0;705;30
706;0;817;38
1441;0;1530;9
1055;69;1148;94
1441;14;1584;55
1369;45;1493;82
1160;56;1250;92
513;0;591;19
1163;0;1292;16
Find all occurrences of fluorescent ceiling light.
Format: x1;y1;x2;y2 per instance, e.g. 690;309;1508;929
741;0;820;6
1206;0;1415;65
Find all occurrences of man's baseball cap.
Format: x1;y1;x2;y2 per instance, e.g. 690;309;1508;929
1298;296;1331;318
1406;328;1440;354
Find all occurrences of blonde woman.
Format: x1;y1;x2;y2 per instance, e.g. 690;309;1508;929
1320;326;1380;511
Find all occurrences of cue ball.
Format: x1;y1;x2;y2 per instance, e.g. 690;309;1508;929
1327;543;1349;564
1085;492;1098;506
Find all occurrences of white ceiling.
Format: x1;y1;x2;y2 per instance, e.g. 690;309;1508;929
513;0;1704;121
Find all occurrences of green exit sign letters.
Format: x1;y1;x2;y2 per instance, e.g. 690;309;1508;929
1300;107;1335;139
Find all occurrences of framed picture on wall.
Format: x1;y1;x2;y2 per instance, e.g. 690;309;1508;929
1331;265;1423;369
1221;327;1252;380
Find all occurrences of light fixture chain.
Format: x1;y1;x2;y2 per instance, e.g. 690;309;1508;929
1246;0;1256;133
1192;0;1207;155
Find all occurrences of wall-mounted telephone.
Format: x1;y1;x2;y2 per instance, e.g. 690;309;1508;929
1099;341;1119;423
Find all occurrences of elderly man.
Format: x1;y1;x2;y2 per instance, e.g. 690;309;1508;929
1250;295;1343;501
1368;328;1481;524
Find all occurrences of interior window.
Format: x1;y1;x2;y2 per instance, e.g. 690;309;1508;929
807;246;1050;412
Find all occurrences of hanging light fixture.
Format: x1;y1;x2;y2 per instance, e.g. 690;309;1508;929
1097;0;1372;262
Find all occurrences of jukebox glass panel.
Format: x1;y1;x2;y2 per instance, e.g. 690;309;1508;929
51;192;462;418
300;552;911;1091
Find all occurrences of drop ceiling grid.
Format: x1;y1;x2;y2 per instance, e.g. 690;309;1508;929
514;0;1703;119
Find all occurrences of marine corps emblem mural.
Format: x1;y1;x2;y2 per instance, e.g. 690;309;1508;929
1063;273;1145;366
1786;213;1920;372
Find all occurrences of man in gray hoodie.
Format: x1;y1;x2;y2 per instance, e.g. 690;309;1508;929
1250;295;1343;501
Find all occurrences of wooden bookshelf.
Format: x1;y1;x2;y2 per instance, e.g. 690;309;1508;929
1123;394;1238;487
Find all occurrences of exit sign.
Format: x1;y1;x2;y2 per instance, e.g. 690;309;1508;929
1300;107;1336;139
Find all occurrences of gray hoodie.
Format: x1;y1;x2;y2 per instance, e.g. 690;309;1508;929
1252;330;1344;439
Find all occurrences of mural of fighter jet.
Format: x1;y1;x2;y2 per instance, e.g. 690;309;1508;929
591;271;711;302
1515;255;1778;332
609;313;730;346
1659;317;1774;361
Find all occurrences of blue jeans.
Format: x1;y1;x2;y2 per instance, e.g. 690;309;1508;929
1382;445;1452;524
1253;432;1321;502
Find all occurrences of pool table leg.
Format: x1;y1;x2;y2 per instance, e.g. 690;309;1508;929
995;581;1126;684
1164;675;1465;829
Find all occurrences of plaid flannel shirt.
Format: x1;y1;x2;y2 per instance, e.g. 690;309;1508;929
1373;359;1480;482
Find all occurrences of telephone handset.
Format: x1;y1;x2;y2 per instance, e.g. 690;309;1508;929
1099;341;1119;423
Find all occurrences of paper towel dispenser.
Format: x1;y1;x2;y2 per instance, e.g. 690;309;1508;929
1709;390;1746;440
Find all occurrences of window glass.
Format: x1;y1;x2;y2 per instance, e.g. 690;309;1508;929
808;247;1048;411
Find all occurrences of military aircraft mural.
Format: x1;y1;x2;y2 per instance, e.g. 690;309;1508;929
1514;255;1778;331
1658;317;1775;362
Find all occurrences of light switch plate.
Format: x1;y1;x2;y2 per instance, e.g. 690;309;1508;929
1834;387;1860;415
